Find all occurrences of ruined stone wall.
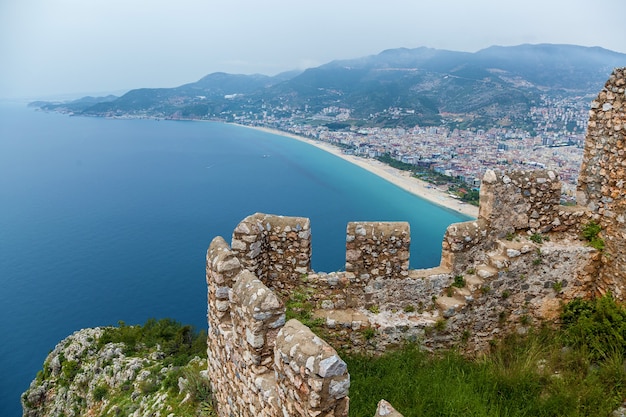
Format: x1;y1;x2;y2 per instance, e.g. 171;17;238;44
206;236;278;417
442;168;592;275
432;236;598;353
345;222;410;282
204;70;626;417
275;320;350;417
292;222;447;315
206;234;350;417
577;67;626;298
440;219;489;274
206;208;601;417
480;169;570;234
231;213;312;292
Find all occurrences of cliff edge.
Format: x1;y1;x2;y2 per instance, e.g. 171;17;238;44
22;322;211;417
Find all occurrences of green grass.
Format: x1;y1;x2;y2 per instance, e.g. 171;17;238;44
530;233;544;244
344;295;626;416
581;221;605;251
283;287;327;332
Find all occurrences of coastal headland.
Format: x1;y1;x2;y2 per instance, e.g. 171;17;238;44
240;124;479;218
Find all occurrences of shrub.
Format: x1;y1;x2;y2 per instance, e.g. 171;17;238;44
61;360;80;383
582;221;602;241
498;311;507;323
93;384;108;401
561;295;626;361
582;221;605;251
98;318;207;366
452;275;466;288
139;379;159;395
530;233;544;244
182;368;213;403
434;319;447;331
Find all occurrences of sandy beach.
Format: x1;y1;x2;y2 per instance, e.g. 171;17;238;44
240;125;479;218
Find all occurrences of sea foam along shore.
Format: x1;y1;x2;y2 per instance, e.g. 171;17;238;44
241;125;479;219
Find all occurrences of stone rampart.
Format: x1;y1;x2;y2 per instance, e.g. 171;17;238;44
345;221;410;282
206;208;600;416
231;213;311;292
479;169;562;235
206;233;349;417
275;320;350;417
577;67;626;297
442;168;593;275
204;69;626;417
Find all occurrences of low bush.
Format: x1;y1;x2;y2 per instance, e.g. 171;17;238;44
581;221;605;251
98;318;207;366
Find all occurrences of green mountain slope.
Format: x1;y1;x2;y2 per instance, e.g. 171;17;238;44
31;44;626;128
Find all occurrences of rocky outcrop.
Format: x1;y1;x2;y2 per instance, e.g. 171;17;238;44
22;327;209;417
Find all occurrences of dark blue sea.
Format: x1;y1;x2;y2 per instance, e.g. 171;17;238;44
0;104;469;416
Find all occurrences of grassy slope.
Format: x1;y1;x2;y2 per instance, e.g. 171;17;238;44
346;295;626;417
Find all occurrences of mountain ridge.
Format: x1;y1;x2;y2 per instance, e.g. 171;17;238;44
31;44;626;129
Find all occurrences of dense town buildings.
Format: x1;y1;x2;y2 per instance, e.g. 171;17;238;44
236;95;590;200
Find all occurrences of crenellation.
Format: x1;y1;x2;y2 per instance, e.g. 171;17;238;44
345;221;410;282
204;69;626;417
231;213;312;291
479;168;563;235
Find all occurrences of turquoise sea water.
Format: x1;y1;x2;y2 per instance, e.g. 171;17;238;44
0;105;469;416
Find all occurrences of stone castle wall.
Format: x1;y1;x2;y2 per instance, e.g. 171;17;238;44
205;68;626;417
230;213;311;292
206;235;350;417
345;222;410;281
577;68;626;297
479;169;581;235
206;209;598;416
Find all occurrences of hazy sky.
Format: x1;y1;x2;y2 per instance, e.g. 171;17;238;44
1;0;625;99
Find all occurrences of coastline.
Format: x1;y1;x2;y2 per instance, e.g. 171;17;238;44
239;124;479;219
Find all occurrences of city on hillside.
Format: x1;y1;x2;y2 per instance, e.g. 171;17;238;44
233;93;589;204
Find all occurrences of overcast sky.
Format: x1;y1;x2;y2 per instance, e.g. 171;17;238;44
1;0;625;99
